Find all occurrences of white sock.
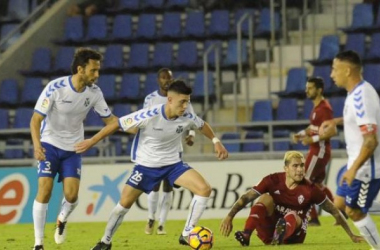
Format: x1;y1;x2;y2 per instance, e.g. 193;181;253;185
101;203;129;244
147;191;159;220
182;195;209;236
353;214;380;249
57;197;78;222
33;200;48;246
158;191;173;226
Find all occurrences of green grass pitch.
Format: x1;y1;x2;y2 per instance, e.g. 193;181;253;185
1;216;378;249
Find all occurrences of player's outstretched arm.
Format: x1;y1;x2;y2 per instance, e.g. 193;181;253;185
75;120;120;153
220;189;260;237
199;122;228;160
320;198;364;243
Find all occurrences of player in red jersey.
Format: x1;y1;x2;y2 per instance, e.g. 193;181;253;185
220;151;363;246
292;77;335;226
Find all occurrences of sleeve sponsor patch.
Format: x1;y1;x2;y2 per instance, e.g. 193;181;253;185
360;124;377;135
41;98;49;108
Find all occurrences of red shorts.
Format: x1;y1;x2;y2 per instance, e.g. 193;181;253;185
255;213;306;244
304;152;330;184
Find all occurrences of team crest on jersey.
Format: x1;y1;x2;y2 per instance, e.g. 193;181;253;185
176;125;183;133
41;98;49;108
124;118;133;126
298;195;304;204
84;98;90;107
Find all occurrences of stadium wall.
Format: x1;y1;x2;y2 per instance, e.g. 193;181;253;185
0;159;347;224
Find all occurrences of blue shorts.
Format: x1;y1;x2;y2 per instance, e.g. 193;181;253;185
336;165;348;197
126;161;192;193
345;178;380;213
37;142;82;182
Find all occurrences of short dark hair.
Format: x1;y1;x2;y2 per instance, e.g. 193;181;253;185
157;68;171;77
168;79;192;95
335;50;362;68
71;48;103;74
307;77;324;91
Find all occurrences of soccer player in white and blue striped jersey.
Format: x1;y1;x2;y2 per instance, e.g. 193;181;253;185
321;50;380;250
75;80;228;250
30;48;118;250
143;68;196;235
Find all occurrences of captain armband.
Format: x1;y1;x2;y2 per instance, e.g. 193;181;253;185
360;124;377;135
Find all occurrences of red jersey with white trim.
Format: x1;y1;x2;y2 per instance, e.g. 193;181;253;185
253;173;327;232
308;99;333;157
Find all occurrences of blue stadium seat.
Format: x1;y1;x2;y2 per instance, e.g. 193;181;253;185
13;108;34;128
221;132;241;152
110;15;133;42
344;33;366;58
6;0;29;20
0;109;9;129
328;97;345;117
255;8;280;38
301;99;313;120
143;73;158;97
234;8;256;36
204;40;222;67
152;43;173;68
176;41;199;68
292;143;309;151
53;47;76;75
309;35;340;65
136;14;156;40
116;0;140;11
166;0;189;9
173;71;189;81
312;65;334;93
330;139;341;149
276;67;307;97
113;104;132;117
273;130;290;151
276;99;298;120
85;15;108;42
119;73;141;101
223;39;247;67
20;78;43;105
160;12;182;39
127;43;149;70
96;75;116;103
184;11;205;38
0;23;21;50
341;3;373;33
242;131;265;152
192;71;214;101
363;64;380;91
0;79;19;107
21;47;52;76
61;16;84;43
85;109;104;127
251;100;273;121
143;0;165;10
208;10;230;37
365;33;380;62
102;45;124;73
82;147;99;157
4;139;24;159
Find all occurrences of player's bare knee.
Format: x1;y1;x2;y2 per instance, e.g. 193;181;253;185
345;207;366;221
257;193;274;214
64;194;78;203
197;182;211;197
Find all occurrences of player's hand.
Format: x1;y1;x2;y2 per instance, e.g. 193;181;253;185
291;133;303;144
220;217;233;237
74;139;95;153
33;146;46;161
301;136;313;145
319;120;337;137
341;167;356;186
215;142;228;160
185;135;194;146
350;234;365;243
